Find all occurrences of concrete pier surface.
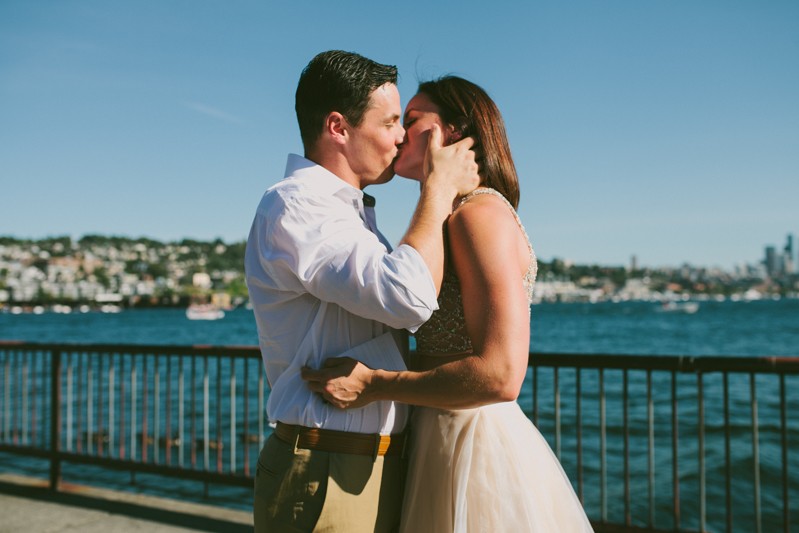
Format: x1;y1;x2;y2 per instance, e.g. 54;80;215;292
0;473;252;533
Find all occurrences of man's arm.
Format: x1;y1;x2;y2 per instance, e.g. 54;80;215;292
302;195;531;409
248;125;478;333
399;124;479;290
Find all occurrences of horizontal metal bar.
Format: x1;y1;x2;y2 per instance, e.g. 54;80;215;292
0;442;54;459
528;352;799;374
58;451;253;487
0;341;261;360
3;341;798;373
0;444;252;487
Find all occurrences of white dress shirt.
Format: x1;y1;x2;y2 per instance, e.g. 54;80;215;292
245;154;438;435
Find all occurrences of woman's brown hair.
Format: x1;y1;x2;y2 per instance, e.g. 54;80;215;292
417;76;520;209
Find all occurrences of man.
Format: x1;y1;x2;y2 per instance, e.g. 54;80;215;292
245;50;479;532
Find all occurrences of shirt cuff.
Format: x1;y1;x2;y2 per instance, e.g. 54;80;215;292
392;243;438;333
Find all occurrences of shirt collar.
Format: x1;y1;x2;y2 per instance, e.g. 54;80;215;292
284;154;364;203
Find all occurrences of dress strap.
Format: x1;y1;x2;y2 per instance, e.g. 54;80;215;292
457;188;517;221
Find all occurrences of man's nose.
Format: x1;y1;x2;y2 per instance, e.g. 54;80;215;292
396;125;406;144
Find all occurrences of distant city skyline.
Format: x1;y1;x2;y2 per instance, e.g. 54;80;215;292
3;230;796;273
763;233;795;278
2;2;797;270
2;230;793;310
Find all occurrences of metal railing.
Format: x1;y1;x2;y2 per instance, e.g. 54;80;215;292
0;341;265;490
528;354;799;533
0;341;797;532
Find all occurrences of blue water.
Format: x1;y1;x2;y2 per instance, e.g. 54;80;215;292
531;298;799;357
1;299;798;530
2;298;797;356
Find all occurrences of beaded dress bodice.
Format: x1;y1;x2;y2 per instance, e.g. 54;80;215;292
414;188;537;356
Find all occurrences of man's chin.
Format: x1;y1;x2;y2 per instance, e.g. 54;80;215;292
369;168;395;186
383;167;397;182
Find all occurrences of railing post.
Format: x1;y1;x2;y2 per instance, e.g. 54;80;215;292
724;372;732;533
554;367;561;458
600;368;607;523
49;349;62;491
576;368;583;504
751;373;762;533
698;371;706;533
779;374;789;533
672;370;680;530
623;368;630;527
647;369;655;529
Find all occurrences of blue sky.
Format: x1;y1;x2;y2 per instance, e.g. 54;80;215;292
1;1;797;269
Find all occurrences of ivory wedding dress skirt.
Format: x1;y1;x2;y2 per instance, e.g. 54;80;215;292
400;401;594;532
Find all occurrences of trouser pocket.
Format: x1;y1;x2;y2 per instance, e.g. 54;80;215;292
254;433;328;533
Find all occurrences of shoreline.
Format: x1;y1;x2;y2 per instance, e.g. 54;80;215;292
2;292;797;316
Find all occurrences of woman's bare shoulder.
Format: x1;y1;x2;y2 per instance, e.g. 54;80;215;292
449;192;517;236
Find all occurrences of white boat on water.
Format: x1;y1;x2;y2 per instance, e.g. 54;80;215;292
186;304;225;320
658;301;699;314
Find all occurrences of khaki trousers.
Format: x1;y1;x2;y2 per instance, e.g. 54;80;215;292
253;433;405;533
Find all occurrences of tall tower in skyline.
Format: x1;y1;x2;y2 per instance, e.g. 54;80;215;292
784;234;794;275
764;246;779;277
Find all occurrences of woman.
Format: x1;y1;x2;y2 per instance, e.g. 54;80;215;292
305;76;593;531
393;76;593;532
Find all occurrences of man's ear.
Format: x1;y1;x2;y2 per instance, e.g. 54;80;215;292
326;112;348;145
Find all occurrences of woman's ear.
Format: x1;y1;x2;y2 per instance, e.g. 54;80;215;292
447;124;463;144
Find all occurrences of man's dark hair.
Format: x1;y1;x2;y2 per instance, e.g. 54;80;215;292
295;50;398;151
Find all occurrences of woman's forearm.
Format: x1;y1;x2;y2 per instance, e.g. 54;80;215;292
370;354;521;409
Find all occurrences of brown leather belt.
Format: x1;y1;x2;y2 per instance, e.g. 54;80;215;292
274;422;406;458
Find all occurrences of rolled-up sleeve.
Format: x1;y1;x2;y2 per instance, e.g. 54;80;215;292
252;193;438;332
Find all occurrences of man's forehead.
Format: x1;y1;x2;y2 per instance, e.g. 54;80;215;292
371;82;398;96
366;83;400;111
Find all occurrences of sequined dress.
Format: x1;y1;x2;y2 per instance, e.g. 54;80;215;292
400;188;593;533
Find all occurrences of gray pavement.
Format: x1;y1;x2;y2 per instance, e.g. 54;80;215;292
0;474;251;533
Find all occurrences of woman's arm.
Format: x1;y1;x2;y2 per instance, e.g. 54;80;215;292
303;194;532;409
446;194;531;400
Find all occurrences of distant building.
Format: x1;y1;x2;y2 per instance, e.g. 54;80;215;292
784;234;794;275
211;292;232;309
192;272;212;290
764;246;780;277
